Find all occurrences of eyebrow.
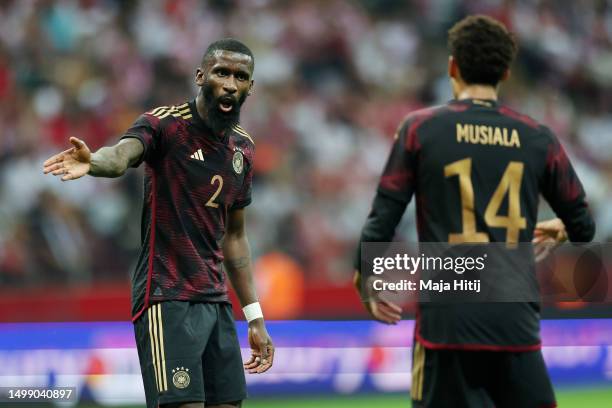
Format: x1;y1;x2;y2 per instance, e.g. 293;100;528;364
212;64;251;76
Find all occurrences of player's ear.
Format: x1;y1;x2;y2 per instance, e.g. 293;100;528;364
501;69;511;82
248;80;254;96
195;68;205;86
448;56;458;79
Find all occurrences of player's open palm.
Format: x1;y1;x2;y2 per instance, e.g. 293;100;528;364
43;137;91;181
244;319;274;374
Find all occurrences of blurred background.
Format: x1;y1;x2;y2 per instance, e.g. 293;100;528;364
0;0;611;406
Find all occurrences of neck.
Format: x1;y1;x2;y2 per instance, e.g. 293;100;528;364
457;84;498;101
195;91;209;123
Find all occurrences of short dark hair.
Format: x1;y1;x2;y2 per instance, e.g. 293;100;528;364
201;38;254;70
448;15;517;86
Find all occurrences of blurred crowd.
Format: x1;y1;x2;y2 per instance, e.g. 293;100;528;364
1;0;611;288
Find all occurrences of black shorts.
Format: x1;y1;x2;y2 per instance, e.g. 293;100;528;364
411;340;556;408
133;301;247;407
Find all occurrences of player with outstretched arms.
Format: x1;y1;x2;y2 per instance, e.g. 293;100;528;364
43;39;273;408
354;16;595;408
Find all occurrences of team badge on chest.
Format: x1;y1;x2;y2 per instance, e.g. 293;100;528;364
232;150;244;174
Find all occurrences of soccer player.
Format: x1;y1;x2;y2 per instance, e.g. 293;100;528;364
43;39;273;408
354;16;595;408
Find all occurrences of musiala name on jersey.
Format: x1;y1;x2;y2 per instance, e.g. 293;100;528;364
373;279;481;293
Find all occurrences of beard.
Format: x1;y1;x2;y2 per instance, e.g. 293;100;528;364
202;82;246;135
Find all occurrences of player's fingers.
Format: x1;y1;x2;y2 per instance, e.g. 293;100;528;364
536;225;561;235
377;307;401;324
380;300;402;314
535;219;556;229
258;342;274;367
244;354;260;369
44;162;64;174
256;360;273;373
247;356;262;373
535;247;551;262
244;357;260;369
378;302;401;318
374;313;397;325
243;355;255;366
267;345;274;366
556;230;567;242
43;154;63;168
369;302;390;324
51;168;66;176
43;148;73;167
70;137;84;149
371;303;398;324
379;302;402;321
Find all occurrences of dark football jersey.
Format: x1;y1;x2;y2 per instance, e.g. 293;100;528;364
376;98;594;349
121;100;255;321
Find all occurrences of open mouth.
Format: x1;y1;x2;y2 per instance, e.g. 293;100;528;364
218;97;235;113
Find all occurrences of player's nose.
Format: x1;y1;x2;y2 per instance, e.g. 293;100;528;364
222;78;237;94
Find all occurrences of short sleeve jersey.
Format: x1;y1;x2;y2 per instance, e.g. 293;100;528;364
121;100;255;321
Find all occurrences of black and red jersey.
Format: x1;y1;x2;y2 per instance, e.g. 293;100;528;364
379;98;592;244
359;98;595;349
121;100;255;321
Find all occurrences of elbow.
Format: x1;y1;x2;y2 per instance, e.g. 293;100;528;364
568;220;596;243
112;168;127;178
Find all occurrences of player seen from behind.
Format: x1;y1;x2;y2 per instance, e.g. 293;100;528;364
354;15;595;408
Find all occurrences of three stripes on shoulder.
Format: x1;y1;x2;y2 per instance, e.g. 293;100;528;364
147;103;254;144
232;124;254;145
148;103;192;120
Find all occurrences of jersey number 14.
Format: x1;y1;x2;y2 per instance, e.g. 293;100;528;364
444;158;526;244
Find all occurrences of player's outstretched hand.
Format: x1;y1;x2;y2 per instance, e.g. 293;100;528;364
353;270;402;325
533;218;567;262
43;137;92;181
244;319;274;374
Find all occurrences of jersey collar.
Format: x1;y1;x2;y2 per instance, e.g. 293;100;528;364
450;98;499;108
188;99;210;130
451;98;499;108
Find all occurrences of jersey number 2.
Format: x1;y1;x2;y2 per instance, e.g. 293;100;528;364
205;175;223;208
444;158;526;244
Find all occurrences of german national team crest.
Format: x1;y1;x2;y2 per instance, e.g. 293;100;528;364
232;150;244;174
172;367;190;389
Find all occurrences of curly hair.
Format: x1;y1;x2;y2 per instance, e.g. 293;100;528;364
448;15;517;86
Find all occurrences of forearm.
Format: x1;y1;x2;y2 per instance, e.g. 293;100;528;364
223;233;258;307
88;147;128;177
354;191;407;272
557;202;596;242
88;139;143;177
